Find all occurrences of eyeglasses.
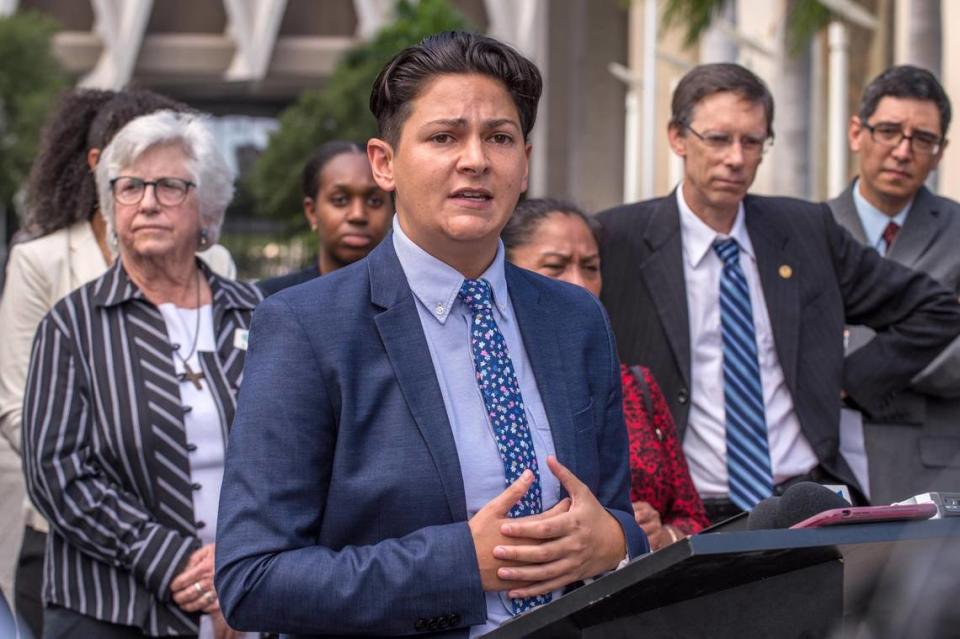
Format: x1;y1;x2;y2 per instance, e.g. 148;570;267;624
862;122;944;155
110;176;196;206
684;124;773;157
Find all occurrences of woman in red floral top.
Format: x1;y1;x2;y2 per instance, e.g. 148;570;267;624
504;198;709;550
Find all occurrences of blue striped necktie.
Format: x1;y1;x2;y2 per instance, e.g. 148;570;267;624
458;278;551;614
713;238;774;510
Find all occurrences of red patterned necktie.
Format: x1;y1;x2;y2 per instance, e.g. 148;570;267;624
882;221;900;255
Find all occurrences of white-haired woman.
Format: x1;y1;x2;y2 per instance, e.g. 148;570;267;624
22;110;261;639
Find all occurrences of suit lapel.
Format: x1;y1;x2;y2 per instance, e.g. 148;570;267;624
744;197;801;397
369;241;468;522
506;266;577;476
829;184;869;244
639;194;691;386
889;187;942;266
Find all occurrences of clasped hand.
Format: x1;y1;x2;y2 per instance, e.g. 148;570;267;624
468;456;626;599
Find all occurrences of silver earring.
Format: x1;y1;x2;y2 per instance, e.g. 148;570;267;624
109;230;118;247
199;228;209;248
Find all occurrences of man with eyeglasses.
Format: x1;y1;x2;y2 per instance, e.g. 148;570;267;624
828;65;960;505
598;63;960;522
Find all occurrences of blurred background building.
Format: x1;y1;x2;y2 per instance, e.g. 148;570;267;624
0;0;955;276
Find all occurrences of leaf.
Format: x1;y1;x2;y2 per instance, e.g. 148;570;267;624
0;11;67;207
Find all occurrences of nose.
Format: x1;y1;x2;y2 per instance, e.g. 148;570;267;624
139;183;160;212
457;136;489;174
892;134;913;160
723;140;745;168
345;198;368;224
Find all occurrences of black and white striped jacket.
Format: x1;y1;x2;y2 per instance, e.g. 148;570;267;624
22;259;262;636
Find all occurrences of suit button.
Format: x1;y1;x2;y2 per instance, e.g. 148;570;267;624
447;613;460;626
186;443;198;452
678;388;689;405
191;482;202;491
414;618;427;631
427;618;440;630
182;405;193;414
196;521;206;530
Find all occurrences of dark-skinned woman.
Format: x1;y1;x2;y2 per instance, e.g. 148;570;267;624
257;140;391;295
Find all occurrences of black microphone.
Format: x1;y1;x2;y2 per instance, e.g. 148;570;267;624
746;482;850;530
746;495;781;530
775;482;850;529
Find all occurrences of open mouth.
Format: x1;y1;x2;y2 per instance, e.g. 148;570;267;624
450;188;493;202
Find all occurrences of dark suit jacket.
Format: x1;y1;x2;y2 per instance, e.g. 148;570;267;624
829;184;960;502
598;191;960;497
257;262;320;297
215;238;645;638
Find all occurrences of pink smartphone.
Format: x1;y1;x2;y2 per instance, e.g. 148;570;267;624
790;503;938;529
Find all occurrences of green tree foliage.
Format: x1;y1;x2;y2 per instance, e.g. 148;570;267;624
249;0;471;226
661;0;831;54
0;12;67;210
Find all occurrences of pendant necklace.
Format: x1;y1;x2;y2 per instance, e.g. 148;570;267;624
173;268;204;390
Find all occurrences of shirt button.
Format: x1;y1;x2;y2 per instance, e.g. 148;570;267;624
435;303;445;316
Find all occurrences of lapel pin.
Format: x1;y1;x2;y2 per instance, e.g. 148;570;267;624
779;265;793;279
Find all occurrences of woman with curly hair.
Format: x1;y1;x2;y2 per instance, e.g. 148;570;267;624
503;198;710;550
0;88;235;638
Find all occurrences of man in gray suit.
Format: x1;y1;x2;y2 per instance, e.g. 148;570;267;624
829;65;960;504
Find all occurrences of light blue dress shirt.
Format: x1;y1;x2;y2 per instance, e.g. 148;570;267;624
391;218;562;636
853;179;912;254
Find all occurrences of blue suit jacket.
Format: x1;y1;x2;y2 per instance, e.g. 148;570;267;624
215;238;645;638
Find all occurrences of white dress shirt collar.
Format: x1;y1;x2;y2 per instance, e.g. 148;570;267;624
675;185;755;268
852;178;912;251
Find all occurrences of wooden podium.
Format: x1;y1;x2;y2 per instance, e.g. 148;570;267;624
482;518;960;639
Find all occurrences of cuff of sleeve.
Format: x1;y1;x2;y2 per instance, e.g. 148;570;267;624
605;507;649;559
130;525;201;601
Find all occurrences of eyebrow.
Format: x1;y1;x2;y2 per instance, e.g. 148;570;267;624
873;120;941;136
422;118;521;130
540;251;600;260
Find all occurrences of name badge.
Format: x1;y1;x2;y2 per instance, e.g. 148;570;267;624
233;328;249;351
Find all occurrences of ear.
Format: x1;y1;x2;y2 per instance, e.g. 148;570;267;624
667;125;686;159
303;197;319;231
367;138;397;193
520;142;532;193
87;148;101;171
849;116;865;153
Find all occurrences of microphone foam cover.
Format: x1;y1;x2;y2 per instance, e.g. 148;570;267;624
746;495;781;530
776;482;851;529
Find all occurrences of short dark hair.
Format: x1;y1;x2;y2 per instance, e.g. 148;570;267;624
301;140;365;199
858;65;951;136
369;31;542;146
669;63;775;138
501;198;601;258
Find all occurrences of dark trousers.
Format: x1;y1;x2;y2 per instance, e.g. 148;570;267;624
15;526;44;639
44;605;192;639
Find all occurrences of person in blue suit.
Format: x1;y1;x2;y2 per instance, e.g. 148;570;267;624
215;31;646;638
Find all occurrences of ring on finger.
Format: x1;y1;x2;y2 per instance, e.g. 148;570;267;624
204;590;216;604
193;581;204;595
